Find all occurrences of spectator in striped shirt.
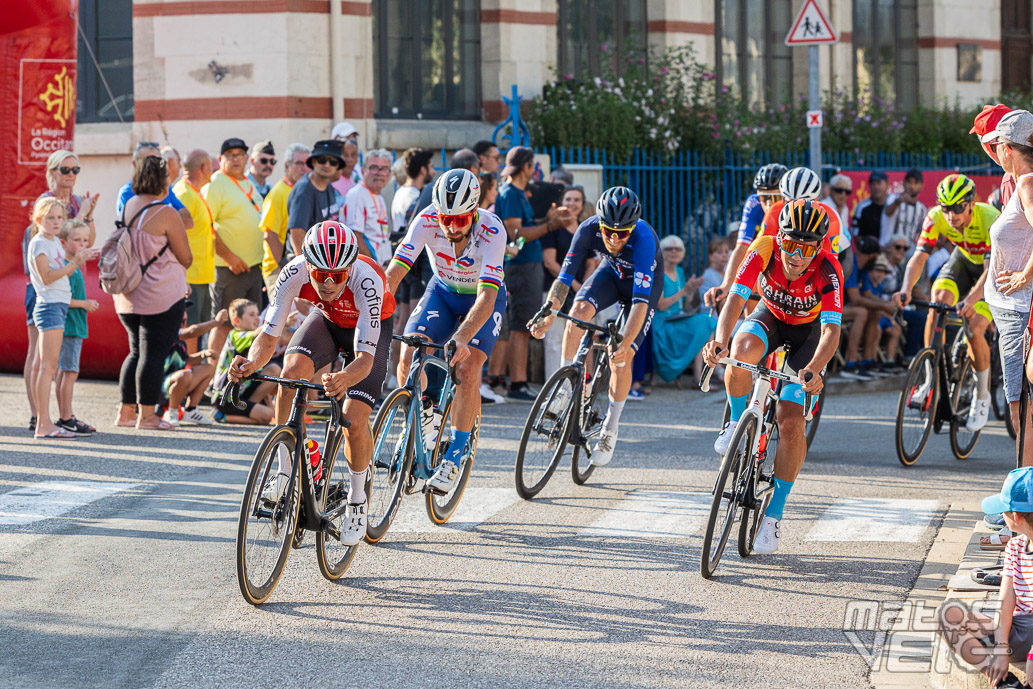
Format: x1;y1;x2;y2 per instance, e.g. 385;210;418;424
881;169;927;250
937;466;1033;688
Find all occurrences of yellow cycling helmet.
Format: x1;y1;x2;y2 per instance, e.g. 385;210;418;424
936;174;976;206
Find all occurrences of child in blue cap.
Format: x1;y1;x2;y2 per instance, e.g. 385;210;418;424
937;467;1033;688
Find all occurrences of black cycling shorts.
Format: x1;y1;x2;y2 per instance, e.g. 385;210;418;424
738;303;820;375
285;311;394;409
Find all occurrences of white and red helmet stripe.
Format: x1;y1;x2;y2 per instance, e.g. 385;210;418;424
303;220;359;271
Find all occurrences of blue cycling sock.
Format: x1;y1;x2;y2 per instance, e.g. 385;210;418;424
444;429;470;465
727;393;749;423
765;477;794;521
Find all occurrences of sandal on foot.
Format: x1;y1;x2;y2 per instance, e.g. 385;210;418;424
136;419;175;431
28;416;36;432
980;532;1011;550
984;513;1006;529
34;428;77;439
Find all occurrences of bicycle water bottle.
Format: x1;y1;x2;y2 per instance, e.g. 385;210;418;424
421;396;443;448
306;439;323;483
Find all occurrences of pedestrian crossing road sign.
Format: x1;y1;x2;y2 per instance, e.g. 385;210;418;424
785;0;838;46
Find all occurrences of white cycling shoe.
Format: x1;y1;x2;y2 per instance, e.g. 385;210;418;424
340;501;367;547
261;472;290;504
547;387;571;415
591;430;618;466
714;421;736;455
753;516;781;554
966;396;991;432
427;460;459;494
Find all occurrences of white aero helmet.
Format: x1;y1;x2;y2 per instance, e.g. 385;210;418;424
779;167;822;201
432;169;480;215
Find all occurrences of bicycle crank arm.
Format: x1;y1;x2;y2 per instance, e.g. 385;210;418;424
321;518;342;542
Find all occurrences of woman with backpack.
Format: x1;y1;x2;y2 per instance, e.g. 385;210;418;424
111;155;192;430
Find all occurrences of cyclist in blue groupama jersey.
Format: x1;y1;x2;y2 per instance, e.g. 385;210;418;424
530;187;663;467
710;164;787;308
385;169;509;494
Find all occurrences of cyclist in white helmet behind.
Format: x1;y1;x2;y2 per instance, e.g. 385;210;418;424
227;220;396;546
386;169;508;494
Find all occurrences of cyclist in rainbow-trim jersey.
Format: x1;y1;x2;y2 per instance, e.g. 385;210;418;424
385;169;508;494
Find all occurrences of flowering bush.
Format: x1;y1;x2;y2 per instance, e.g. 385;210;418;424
525;45;986;160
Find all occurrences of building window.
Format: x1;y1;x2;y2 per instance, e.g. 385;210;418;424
853;0;918;110
557;0;647;78
76;0;133;123
373;0;481;120
716;0;793;105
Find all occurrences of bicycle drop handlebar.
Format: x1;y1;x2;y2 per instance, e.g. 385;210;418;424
392;334;461;387
698;357;817;422
217;373;352;427
528;304;623;346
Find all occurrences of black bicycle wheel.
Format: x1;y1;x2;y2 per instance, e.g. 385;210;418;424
572;353;610;485
236;426;300;605
895;348;939;467
366;388;414;543
514;366;578;499
701;413;757;579
425;393;478;524
721;397;731;428
991;346;1007;421
804;387;825;449
738;423;774;558
316;433;362;581
949;359;982;459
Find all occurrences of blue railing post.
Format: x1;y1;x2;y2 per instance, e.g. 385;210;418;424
491;85;530;153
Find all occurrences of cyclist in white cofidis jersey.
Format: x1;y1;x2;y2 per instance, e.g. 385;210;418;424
228;220;395;547
385;169;508;494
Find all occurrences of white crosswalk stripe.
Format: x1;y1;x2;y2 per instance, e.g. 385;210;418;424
385;486;519;534
578;490;712;539
0;481;139;527
804;497;939;542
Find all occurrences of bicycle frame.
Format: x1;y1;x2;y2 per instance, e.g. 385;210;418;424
910;299;971;425
372;337;460;486
223;373;352;540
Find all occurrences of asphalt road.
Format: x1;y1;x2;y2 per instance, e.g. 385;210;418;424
0;374;1017;689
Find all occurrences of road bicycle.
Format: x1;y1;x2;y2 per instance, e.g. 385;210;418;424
719;349;825;450
513;305;621;499
698;357;815;579
223;373;362;605
895;299;982;466
364;337;477;542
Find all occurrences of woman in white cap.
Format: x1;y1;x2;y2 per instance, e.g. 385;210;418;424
982;109;1033;471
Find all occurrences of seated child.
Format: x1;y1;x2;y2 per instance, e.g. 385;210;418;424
161;307;227;426
213;298;280;425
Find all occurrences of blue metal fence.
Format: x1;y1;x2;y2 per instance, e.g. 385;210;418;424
547;146;1003;273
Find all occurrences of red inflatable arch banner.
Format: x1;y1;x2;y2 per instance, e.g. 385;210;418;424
1;1;127;379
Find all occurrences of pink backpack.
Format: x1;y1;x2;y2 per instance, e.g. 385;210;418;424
98;201;167;295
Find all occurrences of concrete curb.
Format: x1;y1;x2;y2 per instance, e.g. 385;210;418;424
869;503;1020;689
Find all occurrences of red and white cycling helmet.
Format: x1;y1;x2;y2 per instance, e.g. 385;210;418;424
302;220;359;272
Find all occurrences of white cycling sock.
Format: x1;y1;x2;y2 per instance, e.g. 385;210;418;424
975;367;990;400
348;467;367;504
603;398;625;434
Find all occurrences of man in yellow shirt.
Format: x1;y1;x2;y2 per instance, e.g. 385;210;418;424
203;137;265;357
260;143;311;297
173;149;216;329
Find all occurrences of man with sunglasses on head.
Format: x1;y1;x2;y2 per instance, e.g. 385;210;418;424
530;187;663;468
227;220;396;547
385;169;508;494
892;173;1000;432
703;200;843;555
286;140;345;258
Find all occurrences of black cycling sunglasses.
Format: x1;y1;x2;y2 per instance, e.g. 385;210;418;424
942;201;970;214
57;166;80;175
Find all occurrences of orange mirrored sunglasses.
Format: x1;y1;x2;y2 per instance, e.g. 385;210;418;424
308;265;349;284
439;212;475;229
779;237;820;258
